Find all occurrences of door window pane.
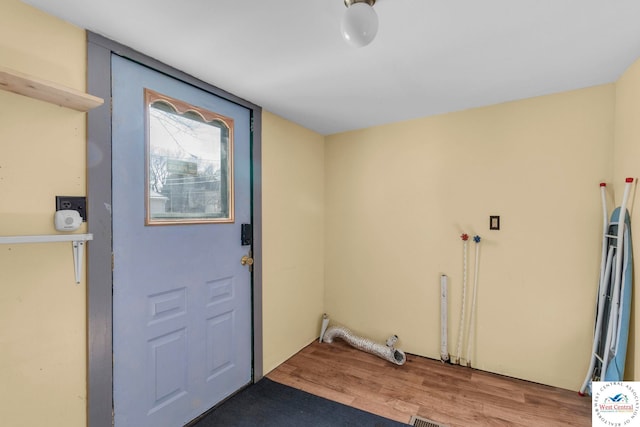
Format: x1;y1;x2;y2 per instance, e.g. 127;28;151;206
145;89;234;224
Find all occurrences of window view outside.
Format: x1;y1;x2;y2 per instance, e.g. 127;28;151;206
146;91;233;224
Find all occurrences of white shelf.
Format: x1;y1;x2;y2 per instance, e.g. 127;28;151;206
0;233;93;244
0;233;93;283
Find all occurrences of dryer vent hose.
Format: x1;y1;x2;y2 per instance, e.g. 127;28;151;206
322;324;406;365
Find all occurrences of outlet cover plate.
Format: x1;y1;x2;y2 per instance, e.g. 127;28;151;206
55;196;87;221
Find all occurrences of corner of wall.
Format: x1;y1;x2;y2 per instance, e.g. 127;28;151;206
613;55;640;381
0;1;88;426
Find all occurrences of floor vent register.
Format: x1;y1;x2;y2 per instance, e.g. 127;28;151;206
409;415;448;427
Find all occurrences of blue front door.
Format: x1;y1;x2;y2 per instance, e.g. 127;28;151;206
111;54;252;427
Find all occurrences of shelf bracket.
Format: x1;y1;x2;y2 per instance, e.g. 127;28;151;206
0;233;93;284
72;240;86;284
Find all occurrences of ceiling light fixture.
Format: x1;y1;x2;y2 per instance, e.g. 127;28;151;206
341;0;378;48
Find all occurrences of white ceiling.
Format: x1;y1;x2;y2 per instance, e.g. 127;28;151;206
23;0;640;135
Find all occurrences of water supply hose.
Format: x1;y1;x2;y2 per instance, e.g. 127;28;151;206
456;233;469;364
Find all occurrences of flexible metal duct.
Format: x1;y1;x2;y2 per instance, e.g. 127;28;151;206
322;324;406;365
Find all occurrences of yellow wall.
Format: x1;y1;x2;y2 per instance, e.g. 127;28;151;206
261;111;326;373
614;56;640;381
3;3;640;426
0;1;88;426
0;3;327;425
324;85;615;390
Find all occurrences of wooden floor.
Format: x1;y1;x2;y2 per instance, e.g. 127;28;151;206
267;340;591;427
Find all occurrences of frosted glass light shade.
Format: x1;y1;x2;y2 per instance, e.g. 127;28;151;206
341;2;378;47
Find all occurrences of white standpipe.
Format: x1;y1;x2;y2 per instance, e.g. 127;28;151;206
440;274;449;362
319;313;330;342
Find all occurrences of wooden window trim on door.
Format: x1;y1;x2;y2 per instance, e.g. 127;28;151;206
86;32;263;427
